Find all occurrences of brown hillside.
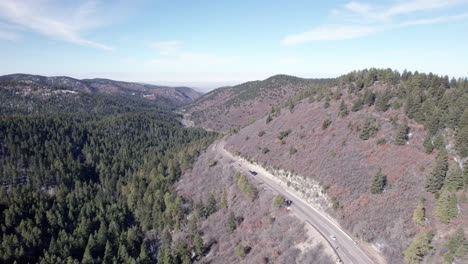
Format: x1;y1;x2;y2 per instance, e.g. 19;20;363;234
224;87;467;263
182;75;330;132
176;146;335;263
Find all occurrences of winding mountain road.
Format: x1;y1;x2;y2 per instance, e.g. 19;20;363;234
214;140;380;264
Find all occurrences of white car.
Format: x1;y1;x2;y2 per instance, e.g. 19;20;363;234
330;235;336;241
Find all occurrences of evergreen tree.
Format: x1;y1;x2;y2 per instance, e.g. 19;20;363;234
220;189;228;209
103;241;113;264
404;231;432;264
370;168;386;194
339;100;349;117
444;165;464;191
395;120;409;145
226;212;237;233
455;123;468;157
205;190;217;216
193;232;204;256
412;199;425;226
423;134;434;154
359;118;379;140
433;133;445;150
137;244;151;264
444;227;467;263
426;150;448;193
435;191;458;224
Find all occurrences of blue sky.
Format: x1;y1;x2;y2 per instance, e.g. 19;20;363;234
0;0;467;90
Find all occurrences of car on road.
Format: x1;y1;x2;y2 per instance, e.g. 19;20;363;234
285;200;293;206
248;170;257;175
330;235;336;241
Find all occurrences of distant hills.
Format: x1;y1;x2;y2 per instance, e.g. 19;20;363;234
0;73;202;111
182;74;331;132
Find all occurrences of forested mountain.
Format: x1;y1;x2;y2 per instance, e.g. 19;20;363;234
181;74;331;132
0;89;217;263
0;74;202;110
223;68;468;263
1;68;467;264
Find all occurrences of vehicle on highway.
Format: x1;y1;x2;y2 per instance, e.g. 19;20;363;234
330;235;336;241
248;169;257;175
285;200;293;206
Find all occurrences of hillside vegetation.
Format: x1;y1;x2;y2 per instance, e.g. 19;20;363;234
0;90;218;263
225;69;467;264
182;75;331;132
0;74;202;110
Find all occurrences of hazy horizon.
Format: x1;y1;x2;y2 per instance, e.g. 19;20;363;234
1;0;468;91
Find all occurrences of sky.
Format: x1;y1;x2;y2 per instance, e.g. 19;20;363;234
0;0;467;91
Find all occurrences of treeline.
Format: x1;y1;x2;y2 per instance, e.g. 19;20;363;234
0;111;216;263
0;81;178;114
282;68;467;157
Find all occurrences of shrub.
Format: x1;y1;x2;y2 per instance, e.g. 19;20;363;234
273;194;286;208
289;147;297;155
262;147;270;154
258;130;265;137
235;244;247;258
278;129;292;140
266;115;273;124
331;197;341;210
322;119;332;130
377;138;386;145
207;158;217;167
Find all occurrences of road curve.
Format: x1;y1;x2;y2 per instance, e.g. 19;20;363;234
214;140;379;264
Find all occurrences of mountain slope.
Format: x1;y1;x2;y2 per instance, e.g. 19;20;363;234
220;69;467;264
0;73;202;109
182;74;331;132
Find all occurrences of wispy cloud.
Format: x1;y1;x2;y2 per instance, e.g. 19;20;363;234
282;0;468;45
282;25;380;45
0;0;112;50
152;41;182;56
148;41;235;68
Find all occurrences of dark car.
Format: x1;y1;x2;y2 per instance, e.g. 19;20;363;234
248;170;257;175
285;200;293;206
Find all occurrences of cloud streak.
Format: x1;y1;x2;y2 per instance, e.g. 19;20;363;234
282;25;380;45
148;41;235;69
0;0;112;50
282;0;468;45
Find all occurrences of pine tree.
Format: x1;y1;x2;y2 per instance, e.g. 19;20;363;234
425;150;448;193
137;244;151;264
359;118;378;140
433;133;445;150
435;191;458;224
395;120;409;145
103;241;113;264
205;190;217;216
193;232;204;256
226;211;237;233
220;189;228;209
404;231;432;264
444;165;464;191
339;100;349;117
370;168;386;194
423;134;434;154
412;199;425;226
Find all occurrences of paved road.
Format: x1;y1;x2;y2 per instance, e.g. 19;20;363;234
214;140;378;264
